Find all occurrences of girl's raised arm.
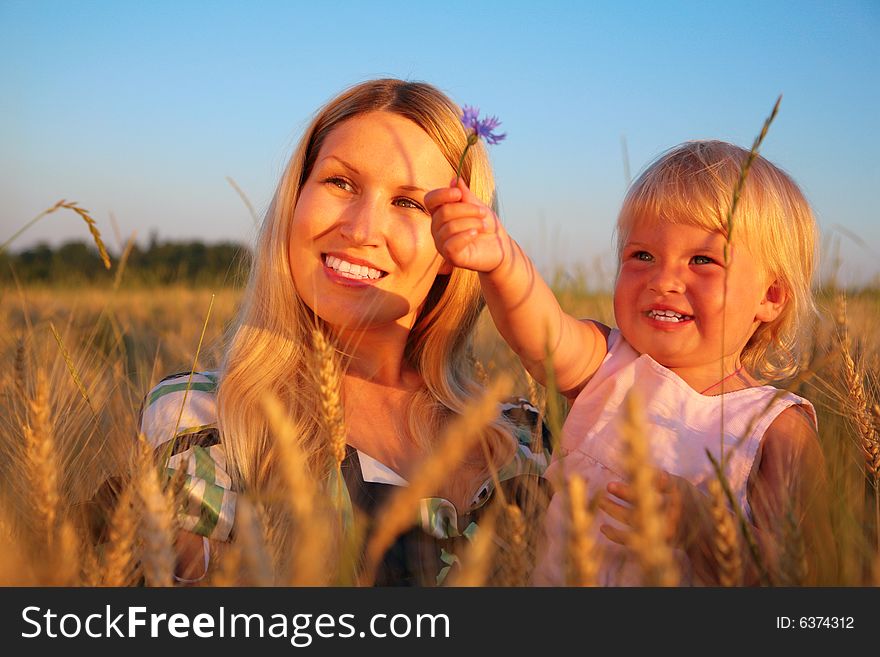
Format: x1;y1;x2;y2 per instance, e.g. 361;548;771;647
427;179;608;398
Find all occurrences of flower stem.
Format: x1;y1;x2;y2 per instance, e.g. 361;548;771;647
454;133;479;186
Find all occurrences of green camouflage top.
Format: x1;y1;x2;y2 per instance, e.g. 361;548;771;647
139;371;551;585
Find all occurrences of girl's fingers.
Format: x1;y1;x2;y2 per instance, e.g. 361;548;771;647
454;177;483;206
424;186;463;212
434;217;490;244
606;481;636;504
430;202;488;228
440;231;480;261
599;524;631;547
598;496;633;527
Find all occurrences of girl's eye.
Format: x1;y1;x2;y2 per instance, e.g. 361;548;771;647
691;255;716;265
393;197;426;213
632;251;653;262
323;176;354;193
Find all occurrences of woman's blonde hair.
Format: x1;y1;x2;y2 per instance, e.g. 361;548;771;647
616;140;818;381
218;79;512;494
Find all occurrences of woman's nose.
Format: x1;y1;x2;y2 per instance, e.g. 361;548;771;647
338;195;385;245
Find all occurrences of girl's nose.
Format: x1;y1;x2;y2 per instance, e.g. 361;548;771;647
338;195;384;246
647;264;685;295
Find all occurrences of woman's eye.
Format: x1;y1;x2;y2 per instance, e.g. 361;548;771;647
691;255;715;265
632;251;652;262
323;176;354;192
393;197;426;212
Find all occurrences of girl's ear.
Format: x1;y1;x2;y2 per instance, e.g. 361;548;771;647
756;279;788;323
438;258;454;275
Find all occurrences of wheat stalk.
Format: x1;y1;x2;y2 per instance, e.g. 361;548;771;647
233;497;274;586
1;199;111;268
706;449;772;585
834;294;880;553
501;502;527;585
53;519;81;586
310;328;347;467
226;176;261;228
618;388;679;586
49;321;98;420
708;478;742;586
102;484;138;586
719;96;782;465
23;370;60;547
163;293;215;466
211;539;242;587
565;474;599;586
112;232;137;292
835;296;880;480
261;393;334;585
135;435;177;587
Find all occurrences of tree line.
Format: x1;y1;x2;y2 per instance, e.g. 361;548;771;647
0;239;251;286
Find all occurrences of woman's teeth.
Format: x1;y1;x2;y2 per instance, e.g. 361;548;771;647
324;255;384;280
648;309;693;322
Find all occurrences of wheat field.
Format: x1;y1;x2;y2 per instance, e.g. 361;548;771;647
0;281;878;586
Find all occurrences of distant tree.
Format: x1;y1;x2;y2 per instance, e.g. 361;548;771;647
0;239;251;286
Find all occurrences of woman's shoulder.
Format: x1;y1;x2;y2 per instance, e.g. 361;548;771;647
139;370;220;450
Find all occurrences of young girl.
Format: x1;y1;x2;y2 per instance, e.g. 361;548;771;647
427;140;834;585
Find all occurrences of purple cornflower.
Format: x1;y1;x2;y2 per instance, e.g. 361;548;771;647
455;105;506;182
460;105;506;145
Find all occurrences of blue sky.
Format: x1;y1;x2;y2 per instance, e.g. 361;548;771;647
2;0;878;285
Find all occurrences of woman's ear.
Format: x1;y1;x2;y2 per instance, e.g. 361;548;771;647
756;279;788;323
438;258;454;275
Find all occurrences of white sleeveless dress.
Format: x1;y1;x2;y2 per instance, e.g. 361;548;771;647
532;329;816;586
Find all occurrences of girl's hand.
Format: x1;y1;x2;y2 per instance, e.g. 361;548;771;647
598;471;698;548
425;177;507;274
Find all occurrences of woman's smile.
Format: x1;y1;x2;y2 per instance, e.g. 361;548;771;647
322;252;387;286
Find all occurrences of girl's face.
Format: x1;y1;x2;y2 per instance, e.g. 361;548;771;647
613;219;783;373
288;111;454;335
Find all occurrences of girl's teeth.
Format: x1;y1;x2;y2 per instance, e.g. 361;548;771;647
649;309;691;322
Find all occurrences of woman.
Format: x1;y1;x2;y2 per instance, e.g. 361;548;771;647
139;79;549;586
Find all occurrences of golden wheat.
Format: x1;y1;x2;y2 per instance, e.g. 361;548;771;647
565;474;599;586
708;478;742;586
618;388;679;586
261;393;335;585
310;328;347;467
102;484;138;586
135;435;177;587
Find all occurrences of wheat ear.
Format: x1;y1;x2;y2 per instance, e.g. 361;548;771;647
103;484;138;586
23;370;60;547
708;478;742;586
311;328;347;467
566;474;599;586
619;388;679;586
261;393;333;585
135;435;177;587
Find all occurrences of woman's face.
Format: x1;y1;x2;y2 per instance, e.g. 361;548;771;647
289;111;455;335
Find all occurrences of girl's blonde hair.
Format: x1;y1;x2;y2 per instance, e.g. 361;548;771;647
616;140;818;381
218;79;512;493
